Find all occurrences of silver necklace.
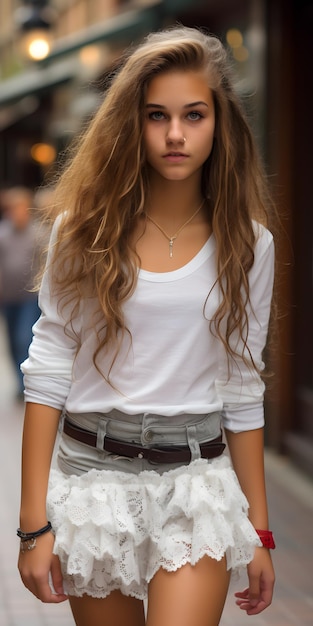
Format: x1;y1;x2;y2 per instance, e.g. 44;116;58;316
146;200;205;258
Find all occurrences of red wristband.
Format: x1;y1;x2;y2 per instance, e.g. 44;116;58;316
256;529;276;549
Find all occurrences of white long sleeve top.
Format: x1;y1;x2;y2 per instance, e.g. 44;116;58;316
21;219;275;432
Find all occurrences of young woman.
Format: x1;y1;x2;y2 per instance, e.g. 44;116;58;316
17;26;276;626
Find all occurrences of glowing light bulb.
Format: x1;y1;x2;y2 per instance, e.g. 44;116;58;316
28;37;50;60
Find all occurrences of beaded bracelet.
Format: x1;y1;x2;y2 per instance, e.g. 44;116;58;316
17;521;53;553
256;529;276;549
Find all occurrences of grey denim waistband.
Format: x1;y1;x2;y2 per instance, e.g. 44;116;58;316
57;410;222;476
65;409;221;445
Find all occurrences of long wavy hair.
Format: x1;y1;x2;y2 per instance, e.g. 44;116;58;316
45;26;274;375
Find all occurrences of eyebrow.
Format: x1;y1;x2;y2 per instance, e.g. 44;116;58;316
145;101;209;109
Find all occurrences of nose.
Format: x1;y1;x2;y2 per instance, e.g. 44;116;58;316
166;119;185;145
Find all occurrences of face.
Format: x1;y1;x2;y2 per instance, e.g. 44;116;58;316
143;70;215;184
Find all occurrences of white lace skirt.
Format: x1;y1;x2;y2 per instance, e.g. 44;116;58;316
47;455;261;599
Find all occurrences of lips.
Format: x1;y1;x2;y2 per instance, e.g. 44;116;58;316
164;152;187;156
163;152;188;162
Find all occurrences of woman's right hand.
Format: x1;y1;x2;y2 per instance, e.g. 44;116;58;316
18;531;68;603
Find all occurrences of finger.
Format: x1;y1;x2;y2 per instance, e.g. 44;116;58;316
236;595;270;615
235;571;274;614
34;564;68;604
235;587;266;615
20;567;68;603
242;600;267;615
34;578;68;604
234;587;249;599
37;587;68;603
50;554;66;596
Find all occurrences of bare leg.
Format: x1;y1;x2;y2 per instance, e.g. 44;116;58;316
69;590;145;626
147;556;231;626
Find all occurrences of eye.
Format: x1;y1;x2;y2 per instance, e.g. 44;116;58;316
187;111;203;121
148;111;166;121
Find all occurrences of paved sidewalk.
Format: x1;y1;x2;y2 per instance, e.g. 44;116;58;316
0;315;312;625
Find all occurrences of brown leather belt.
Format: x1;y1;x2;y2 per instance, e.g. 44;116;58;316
63;417;225;464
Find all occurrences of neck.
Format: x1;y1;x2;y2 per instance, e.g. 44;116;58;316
146;171;203;220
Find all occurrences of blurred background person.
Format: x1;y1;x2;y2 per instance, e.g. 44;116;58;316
0;186;42;401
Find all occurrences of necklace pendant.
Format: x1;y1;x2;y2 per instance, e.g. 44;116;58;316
145;199;204;260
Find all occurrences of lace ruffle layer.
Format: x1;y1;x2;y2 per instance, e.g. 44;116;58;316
47;456;261;599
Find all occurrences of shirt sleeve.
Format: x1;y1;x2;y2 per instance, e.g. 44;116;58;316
216;223;275;432
21;216;78;409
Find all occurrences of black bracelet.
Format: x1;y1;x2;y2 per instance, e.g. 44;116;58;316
17;521;52;542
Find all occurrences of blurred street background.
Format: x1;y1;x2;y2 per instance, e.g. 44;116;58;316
1;0;313;624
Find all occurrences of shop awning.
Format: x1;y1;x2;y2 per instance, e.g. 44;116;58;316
0;0;201;107
0;58;78;107
42;0;201;63
41;4;162;63
0;5;161;107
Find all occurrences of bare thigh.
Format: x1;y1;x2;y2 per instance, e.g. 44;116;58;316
146;555;231;626
69;590;145;626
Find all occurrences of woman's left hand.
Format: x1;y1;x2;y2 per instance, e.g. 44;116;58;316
234;547;275;614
